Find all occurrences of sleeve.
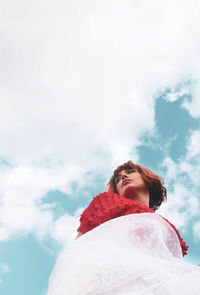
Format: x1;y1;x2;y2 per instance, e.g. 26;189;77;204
161;216;189;257
77;191;132;234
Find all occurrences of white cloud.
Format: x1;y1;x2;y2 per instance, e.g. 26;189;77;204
50;213;80;244
0;263;10;274
193;222;200;242
158;183;194;229
161;157;178;184
186;130;200;160
1;0;200;243
164;84;192;103
0;163;85;241
182;82;200;118
1;0;200;165
0;263;10;286
159;150;200;240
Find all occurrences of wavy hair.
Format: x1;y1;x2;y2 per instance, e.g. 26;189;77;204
106;160;167;211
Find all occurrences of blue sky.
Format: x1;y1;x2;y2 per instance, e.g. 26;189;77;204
1;1;200;294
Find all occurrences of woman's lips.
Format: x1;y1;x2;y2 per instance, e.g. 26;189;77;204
122;180;131;186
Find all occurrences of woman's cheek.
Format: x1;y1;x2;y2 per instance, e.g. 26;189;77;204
117;185;122;195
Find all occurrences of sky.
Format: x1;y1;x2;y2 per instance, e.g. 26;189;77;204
0;0;200;294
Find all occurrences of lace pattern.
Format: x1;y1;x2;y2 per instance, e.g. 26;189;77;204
48;214;199;295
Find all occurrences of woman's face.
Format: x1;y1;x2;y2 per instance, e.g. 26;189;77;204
115;167;149;204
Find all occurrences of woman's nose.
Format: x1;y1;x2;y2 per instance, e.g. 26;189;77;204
121;173;127;180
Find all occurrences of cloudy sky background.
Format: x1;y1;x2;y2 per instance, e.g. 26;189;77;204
1;0;200;294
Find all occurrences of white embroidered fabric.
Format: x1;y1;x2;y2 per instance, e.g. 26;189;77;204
47;213;200;295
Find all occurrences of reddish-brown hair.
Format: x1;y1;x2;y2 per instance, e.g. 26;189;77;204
106;160;167;211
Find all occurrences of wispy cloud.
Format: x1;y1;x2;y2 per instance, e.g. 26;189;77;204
0;163;83;242
0;263;10;274
158;128;200;240
186;130;200;160
0;263;10;284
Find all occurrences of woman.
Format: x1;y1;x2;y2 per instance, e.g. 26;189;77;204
47;161;200;295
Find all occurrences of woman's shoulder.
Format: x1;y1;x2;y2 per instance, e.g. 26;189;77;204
77;192;119;234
